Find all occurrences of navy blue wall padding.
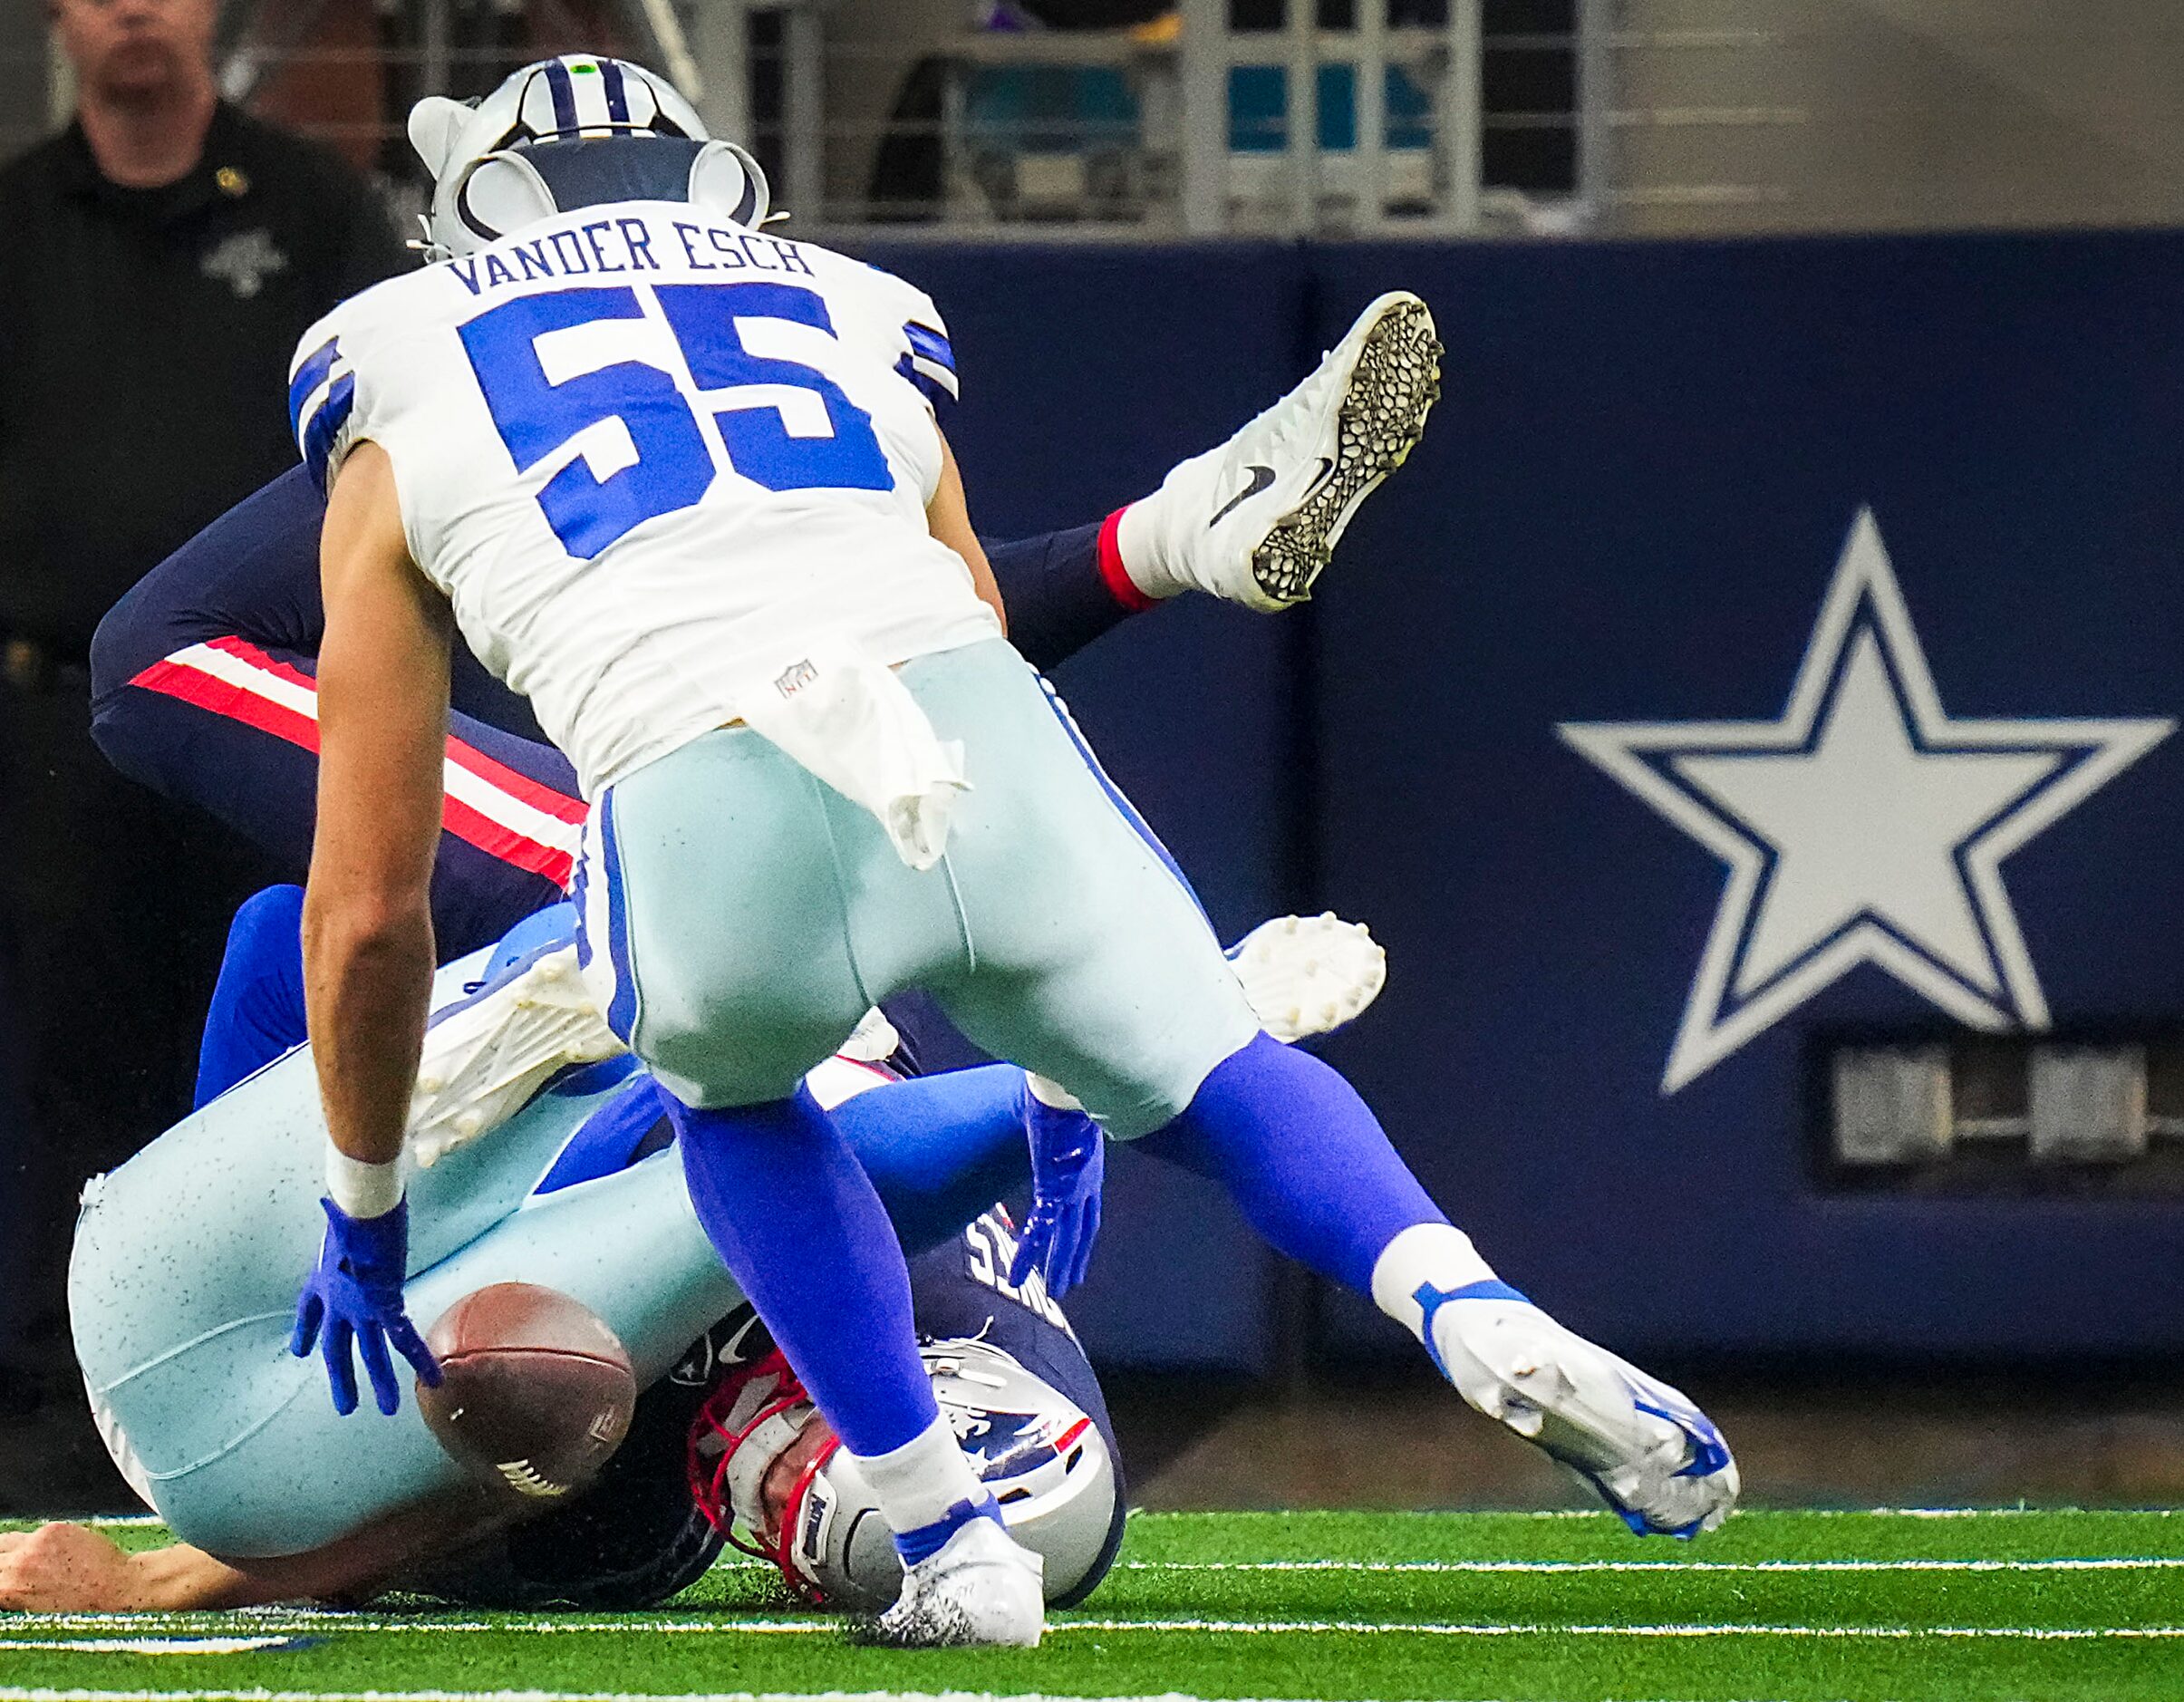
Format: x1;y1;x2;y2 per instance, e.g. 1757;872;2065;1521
1305;231;2184;1359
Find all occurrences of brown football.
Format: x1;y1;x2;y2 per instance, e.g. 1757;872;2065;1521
416;1283;637;1504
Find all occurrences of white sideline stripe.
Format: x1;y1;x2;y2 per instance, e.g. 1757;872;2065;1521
1123;1556;2184;1574
0;1692;1330;1702
0;1640;296;1656
6;1618;2182;1642
1069;1620;2184;1640
162;644;582;861
1125;1505;2181;1521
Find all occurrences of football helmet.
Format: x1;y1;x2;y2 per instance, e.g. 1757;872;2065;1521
408;54;769;261
689;1337;1119;1610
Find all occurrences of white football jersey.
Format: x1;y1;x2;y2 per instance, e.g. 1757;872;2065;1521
288;203;1000;796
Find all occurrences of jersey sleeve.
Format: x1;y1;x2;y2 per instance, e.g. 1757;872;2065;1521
286;308;362;496
857;265;956;413
897;299;958;412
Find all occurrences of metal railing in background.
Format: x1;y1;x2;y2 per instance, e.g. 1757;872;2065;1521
174;0;1590;240
767;0;1580;238
14;2;2182;242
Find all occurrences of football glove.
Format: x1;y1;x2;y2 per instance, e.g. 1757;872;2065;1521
1009;1075;1104;1301
290;1197;442;1417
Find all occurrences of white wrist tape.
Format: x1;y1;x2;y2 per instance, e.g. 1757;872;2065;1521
1025;1072;1083;1112
325;1145;403;1219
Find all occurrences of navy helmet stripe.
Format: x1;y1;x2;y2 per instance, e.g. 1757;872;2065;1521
601;59;632;124
544;60;579;133
287;337;341;436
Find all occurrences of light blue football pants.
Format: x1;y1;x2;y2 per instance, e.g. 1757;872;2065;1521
576;639;1261;1136
68;1008;1049;1561
67;1007;738;1560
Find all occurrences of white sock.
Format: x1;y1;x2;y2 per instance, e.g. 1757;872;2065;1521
849;1411;987;1536
1369;1223;1501;1351
1114;498;1189;601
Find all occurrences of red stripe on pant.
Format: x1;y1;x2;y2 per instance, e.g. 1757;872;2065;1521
130;644;577;889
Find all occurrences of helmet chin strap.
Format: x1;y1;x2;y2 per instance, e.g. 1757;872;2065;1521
772;1430;846;1605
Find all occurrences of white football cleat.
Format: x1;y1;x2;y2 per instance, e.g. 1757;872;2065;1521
864;1514;1045;1649
1228;913;1387;1042
1118;291;1443;612
408;943;626;1167
1424;1283;1739;1539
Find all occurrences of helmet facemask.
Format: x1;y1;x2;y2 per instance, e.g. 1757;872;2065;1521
686;1337;1120;1611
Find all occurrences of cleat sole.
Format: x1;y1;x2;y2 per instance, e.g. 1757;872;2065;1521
1251;295;1445;606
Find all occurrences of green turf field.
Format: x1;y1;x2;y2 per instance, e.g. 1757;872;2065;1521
3;1508;2181;1700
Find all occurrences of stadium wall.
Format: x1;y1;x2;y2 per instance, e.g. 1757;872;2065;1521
855;229;2184;1368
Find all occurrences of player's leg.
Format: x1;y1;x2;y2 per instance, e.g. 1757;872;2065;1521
90;471;579;958
983;294;1442;667
894;641;1736;1537
832;1064;1039;1255
93;642;578;960
574;741;1040;1631
195;884;308;1105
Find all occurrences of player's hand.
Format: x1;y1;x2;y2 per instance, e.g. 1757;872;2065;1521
0;1523;143;1611
290;1197;441;1417
1010;1076;1104;1300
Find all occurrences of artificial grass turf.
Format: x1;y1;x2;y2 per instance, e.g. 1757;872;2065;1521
3;1509;2180;1700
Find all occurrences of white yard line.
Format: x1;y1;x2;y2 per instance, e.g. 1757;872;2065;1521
1068;1620;2184;1640
4;1618;2181;1642
0;1641;301;1657
0;1691;1354;1702
1122;1556;2184;1574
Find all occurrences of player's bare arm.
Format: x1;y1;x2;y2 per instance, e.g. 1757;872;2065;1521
290;438;450;1417
930;430;1005;633
0;1492;509;1612
305;440;450;1172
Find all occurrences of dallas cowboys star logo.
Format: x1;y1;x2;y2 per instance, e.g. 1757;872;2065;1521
1559;510;2173;1093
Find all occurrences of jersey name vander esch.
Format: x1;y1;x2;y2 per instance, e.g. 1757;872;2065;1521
286;203;1000;797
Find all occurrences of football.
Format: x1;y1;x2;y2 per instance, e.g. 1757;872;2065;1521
416;1282;637;1504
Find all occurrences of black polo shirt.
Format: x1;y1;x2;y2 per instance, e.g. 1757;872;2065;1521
0;102;411;655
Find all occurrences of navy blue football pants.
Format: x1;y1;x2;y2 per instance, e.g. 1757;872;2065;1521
89;467;1145;962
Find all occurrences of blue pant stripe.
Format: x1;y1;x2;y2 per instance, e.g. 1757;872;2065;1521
1036;676;1209;923
599;788;640;1042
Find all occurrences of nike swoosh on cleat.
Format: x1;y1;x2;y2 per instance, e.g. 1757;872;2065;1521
1208;464;1277;527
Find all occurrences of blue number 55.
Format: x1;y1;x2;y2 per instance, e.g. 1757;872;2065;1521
459;281;894;560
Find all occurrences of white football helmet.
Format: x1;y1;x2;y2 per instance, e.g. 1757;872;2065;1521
689;1337;1120;1611
408;53;769;261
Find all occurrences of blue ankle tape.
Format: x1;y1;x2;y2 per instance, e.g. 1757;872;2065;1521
893;1494;1001;1567
1413;1278;1532;1378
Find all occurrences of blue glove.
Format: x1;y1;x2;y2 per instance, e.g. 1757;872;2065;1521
1009;1080;1105;1300
290;1197;441;1417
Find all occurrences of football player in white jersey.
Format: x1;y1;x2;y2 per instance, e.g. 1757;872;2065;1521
285;56;1735;1646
